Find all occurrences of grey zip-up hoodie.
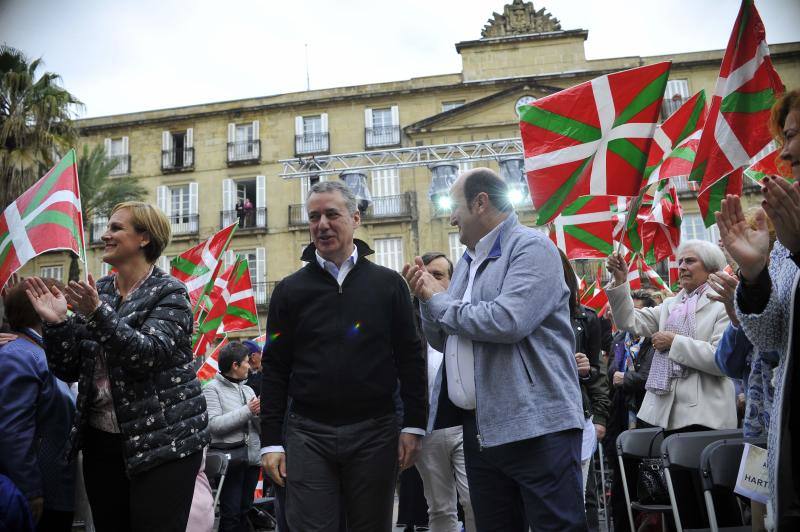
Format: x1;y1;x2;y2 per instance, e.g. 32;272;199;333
421;212;584;447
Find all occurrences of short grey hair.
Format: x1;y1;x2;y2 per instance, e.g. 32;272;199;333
306;180;358;214
676;239;727;273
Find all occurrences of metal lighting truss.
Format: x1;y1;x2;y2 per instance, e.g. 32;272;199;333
278;137;523;179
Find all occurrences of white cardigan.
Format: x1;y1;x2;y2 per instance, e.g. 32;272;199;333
605;281;736;430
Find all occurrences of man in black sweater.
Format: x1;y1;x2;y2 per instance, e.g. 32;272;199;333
260;180;427;532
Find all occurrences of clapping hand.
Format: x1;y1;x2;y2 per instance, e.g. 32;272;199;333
715;196;770;281
402;257;444;302
761;175;800;253
248;396;260;416
64;275;101;316
707;271;740;327
24;277;68;324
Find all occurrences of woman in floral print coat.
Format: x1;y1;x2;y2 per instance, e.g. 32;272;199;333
25;201;209;532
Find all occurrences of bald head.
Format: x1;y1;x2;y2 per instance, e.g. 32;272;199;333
449;167;512;249
459;167;512;214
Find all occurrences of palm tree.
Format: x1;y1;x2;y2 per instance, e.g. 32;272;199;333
1;44;82;211
68;144;146;280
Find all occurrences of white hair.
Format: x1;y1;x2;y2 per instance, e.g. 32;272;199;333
676;239;727;273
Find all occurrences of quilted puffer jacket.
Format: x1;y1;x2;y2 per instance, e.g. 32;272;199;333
43;267;209;476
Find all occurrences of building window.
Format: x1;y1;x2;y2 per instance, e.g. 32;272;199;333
104;136;129;175
681;213;719;243
221;176;266;229
449;232;466;265
227;121;260;163
370;169;402;216
295;114;329;155
157;183;198;235
374;238;404;272
662;79;689;119
40;265;63;281
162;128;194;171
442;100;465;112
365;106;400;148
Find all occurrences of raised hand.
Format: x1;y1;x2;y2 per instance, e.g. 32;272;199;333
761;175;800;253
707;271;740;327
64;274;101;316
715;195;770;281
402;256;443;302
24;277;68;324
606;252;628;286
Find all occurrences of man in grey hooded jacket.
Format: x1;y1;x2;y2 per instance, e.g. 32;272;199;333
404;168;586;531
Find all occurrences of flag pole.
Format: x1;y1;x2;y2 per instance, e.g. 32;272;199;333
72;148;90;284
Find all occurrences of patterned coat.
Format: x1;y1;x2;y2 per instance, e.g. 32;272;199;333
736;242;799;523
43;267;209;476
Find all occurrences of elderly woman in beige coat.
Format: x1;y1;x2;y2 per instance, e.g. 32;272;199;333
605;240;736;432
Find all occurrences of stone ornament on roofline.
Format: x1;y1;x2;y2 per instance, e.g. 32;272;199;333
481;0;562;38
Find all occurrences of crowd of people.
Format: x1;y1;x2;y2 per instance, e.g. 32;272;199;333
0;88;798;532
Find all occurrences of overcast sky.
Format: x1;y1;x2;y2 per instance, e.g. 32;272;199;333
2;0;798;118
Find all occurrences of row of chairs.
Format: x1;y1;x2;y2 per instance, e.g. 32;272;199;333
204;451;278;530
616;428;765;532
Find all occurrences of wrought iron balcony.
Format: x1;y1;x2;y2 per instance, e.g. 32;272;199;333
162;147;195;172
227;140;261;164
365;125;401;148
107;154;130;176
220;207;267;230
169;214;199;236
251;281;278;307
289;192;415;226
295;133;330;156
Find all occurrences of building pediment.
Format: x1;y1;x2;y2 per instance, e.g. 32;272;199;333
482;0;561;38
404;84;558;135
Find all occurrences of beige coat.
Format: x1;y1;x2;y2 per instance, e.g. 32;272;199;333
606;282;736;430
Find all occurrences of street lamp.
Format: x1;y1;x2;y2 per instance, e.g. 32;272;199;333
498;156;529;207
428;162;458;213
339;170;372;214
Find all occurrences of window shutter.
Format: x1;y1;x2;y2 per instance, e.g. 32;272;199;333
189;182;199;215
156;185;170;216
252;120;259;140
390;105;399;126
227;123;235;161
320;113;328;133
222;179;235;211
162;131;171;150
256;175;266;210
185;128;194;166
162;131;171;169
256;247;266;284
104;138;112;154
294;116;303;136
121;136;129;155
364;108;373;128
224;250;235;269
157;256;169;272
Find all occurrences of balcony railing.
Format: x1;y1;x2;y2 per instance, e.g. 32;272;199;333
227;140;261;164
169;214;199;236
289;192;414;226
365;125;400;148
252;281;278;307
162;147;194;172
295;133;330;156
107;154;130;176
220;207;267;229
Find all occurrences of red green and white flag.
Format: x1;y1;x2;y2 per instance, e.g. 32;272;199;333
520;61;671;224
171;223;237;311
197;336;228;382
614;195;653;253
626;254;643;290
550;196;616;259
668;256;680;292
641;180;683;263
0;149;84;289
193;256;259;357
641;91;708;190
640;258;671;292
691;0;784;226
744;142;792;182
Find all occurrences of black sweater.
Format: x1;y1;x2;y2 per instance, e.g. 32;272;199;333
260;240;427;446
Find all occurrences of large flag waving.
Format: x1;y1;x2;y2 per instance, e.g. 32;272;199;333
550;196;616;259
520;61;671;224
691;0;784;226
0;150;84;289
171;223;237;310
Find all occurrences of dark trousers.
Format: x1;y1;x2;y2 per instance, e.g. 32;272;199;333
37;509;73;532
396;466;429;528
218;462;260;532
82;426;202;532
462;412;587;531
584;457;599;532
285;412;399;532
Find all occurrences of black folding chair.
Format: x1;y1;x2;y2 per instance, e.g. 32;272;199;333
204;450;229;514
616;428;670;532
700;437;766;532
661;429;742;532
